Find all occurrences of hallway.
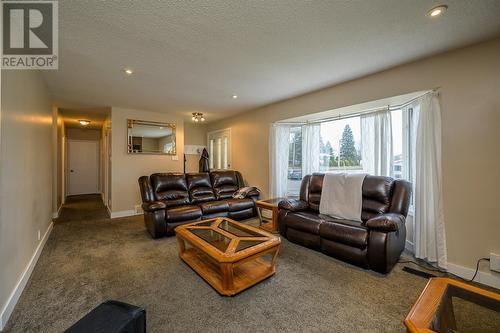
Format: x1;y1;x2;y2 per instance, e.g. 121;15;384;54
56;195;109;222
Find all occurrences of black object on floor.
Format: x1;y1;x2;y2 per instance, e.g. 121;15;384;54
402;266;438;279
64;300;146;333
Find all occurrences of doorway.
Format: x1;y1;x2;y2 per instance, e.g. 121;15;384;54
207;128;231;170
67;140;99;195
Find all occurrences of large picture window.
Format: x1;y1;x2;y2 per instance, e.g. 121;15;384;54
285;108;413;195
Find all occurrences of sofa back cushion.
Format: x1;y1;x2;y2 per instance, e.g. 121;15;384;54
308;174;324;211
360;176;395;221
305;174;396;221
186;173;216;203
150;173;190;207
210;171;240;199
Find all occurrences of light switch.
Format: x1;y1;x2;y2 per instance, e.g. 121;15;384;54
172;155;179;161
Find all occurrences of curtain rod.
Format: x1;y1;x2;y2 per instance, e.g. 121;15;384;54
277;89;439;125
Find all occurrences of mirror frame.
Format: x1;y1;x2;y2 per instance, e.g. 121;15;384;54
127;119;177;155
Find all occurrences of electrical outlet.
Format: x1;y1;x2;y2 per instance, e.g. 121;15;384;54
490;253;500;272
171;155;179;161
134;204;143;215
37;230;41;241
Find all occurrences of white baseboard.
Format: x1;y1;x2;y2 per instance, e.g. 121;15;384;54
405;240;414;253
0;222;53;331
110;210;141;219
447;262;500;290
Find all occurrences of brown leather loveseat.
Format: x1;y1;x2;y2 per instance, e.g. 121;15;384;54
278;174;411;273
138;171;259;238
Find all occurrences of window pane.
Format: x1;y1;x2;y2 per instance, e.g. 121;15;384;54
209;139;214;169
217;138;222;169
223;136;228;169
287;127;302;195
319;117;362;173
391;109;404;179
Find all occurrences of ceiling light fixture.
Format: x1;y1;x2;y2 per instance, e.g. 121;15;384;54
428;5;447;17
79;120;91;126
192;112;205;122
123;68;134;75
232;95;238;99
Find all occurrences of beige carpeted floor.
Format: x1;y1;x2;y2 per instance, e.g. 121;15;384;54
4;195;499;332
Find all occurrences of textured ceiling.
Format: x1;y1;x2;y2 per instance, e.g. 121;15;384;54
44;0;500;122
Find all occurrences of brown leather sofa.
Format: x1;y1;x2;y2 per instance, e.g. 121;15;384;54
278;174;412;274
138;170;259;238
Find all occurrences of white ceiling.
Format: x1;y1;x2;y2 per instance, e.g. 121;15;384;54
44;0;500;122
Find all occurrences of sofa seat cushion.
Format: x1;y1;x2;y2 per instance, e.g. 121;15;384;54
165;205;202;222
198;201;229;215
319;217;368;249
224;198;255;212
285;211;323;235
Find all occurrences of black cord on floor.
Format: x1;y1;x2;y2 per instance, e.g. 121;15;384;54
468;257;490;282
398;260;445;273
399;257;491;283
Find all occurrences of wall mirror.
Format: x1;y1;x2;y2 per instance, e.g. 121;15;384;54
127;119;176;155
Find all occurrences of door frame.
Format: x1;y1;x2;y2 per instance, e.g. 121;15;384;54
207;128;232;170
66;139;100;196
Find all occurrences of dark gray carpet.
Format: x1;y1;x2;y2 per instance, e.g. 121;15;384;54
4;195;499;332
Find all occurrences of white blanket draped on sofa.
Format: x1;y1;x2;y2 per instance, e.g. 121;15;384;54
319;173;366;221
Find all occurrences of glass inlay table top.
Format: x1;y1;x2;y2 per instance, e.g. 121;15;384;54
186;218;273;253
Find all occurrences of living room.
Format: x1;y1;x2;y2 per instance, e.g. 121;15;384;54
0;1;499;332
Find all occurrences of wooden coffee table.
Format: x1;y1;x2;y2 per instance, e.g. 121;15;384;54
175;217;281;296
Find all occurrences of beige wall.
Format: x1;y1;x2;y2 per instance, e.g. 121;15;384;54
184;122;207;173
101;115;111;209
111;107;184;213
207;38;500;276
184;122;206;145
52;108;66;214
0;70;53;326
66;127;101;141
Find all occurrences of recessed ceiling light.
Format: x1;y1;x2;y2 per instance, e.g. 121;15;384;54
232;95;238;99
428;5;447;17
79;120;91;126
123;68;134;75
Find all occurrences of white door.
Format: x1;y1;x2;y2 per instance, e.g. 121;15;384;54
68;140;99;195
207;129;231;170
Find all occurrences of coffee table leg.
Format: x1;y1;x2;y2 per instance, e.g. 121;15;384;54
271;246;280;269
221;263;234;291
177;237;186;255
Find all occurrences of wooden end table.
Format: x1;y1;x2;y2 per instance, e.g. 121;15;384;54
404;277;500;332
175;218;280;296
256;197;290;233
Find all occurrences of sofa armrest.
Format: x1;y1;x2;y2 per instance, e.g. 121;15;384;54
365;213;405;232
278;199;309;212
142;201;166;212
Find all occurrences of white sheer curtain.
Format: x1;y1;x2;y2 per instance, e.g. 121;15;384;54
412;92;447;268
302;123;321;176
360;110;393;176
269;124;290;198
